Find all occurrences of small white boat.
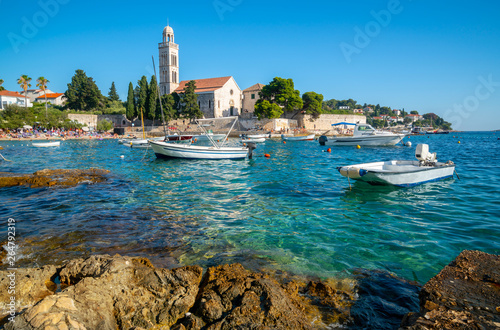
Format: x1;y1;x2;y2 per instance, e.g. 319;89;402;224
281;134;315;141
241;137;266;143
337;144;456;187
192;129;226;142
240;133;270;139
33;141;60;147
319;123;406;146
151;117;255;160
129;139;151;149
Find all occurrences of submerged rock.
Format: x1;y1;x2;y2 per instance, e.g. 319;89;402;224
400;250;500;329
0;168;110;188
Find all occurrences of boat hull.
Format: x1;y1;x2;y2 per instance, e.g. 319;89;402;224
281;134;315;141
241;138;266;143
321;134;405;146
33;141;60;147
338;160;455;187
150;141;249;159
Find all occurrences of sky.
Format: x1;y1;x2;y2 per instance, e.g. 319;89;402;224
1;0;499;131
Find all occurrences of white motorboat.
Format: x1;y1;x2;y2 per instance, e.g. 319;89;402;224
129;139;151;149
319;123;406;146
281;134;315;141
241;137;266;143
150;117;256;160
33;141;60;147
240;133;271;139
192;129;226;142
337;144;456;187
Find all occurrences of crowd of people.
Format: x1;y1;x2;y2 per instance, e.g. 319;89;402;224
0;127;116;140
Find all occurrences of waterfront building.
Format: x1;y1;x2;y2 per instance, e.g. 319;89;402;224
242;83;264;115
20;89;55;102
0;90;33;109
174;76;242;118
35;93;66;106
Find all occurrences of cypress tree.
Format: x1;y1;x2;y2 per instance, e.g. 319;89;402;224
126;82;135;120
136;76;149;118
146;75;158;120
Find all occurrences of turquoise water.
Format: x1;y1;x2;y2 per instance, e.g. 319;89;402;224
1;132;499;286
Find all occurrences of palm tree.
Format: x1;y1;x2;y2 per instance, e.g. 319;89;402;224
17;75;32;109
0;79;4;91
36;76;50;119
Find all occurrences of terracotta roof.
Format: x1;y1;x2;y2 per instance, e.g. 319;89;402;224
174;76;233;93
35;93;64;99
0;90;25;98
243;83;265;92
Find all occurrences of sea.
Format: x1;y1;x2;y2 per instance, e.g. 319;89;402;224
1;131;499;328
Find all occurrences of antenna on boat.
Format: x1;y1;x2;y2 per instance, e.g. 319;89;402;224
152;55;168;137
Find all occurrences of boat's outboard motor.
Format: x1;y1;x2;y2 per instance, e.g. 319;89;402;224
318;135;328;146
246;142;257;159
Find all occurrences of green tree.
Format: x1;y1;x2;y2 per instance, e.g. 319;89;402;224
65;69;104;111
17;75;32;109
301;92;324;119
160;93;176;122
126;82;135;120
259;77;303;114
179;80;203;120
0;78;4;91
108;81;120;102
146;75;158;121
254;99;283;120
36;76;49;119
97;119;113;132
410;110;419;115
136;76;149;118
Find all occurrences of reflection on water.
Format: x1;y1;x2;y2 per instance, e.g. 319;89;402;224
1;133;499;287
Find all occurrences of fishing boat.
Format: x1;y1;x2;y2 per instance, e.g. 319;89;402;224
319;123;406;146
192;129;226;142
33;141;60;147
337;144;456;187
281;134;315;141
150;117;256;160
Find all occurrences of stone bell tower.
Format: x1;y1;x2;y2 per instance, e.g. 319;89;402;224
158;25;179;95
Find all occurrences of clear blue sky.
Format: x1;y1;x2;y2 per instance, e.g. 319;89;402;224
1;0;499;131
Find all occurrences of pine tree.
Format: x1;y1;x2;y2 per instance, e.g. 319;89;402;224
180;80;203;120
65;69;104;111
126;82;135;120
108;81;120;102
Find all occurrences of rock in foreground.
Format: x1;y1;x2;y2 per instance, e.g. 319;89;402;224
0;168;110;188
400;250;500;329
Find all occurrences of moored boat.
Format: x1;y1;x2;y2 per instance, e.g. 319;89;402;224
33;141;60;147
319;123;405;146
337;144;456;187
281;134;315;141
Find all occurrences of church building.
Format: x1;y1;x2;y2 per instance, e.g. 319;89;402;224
158;25;242;118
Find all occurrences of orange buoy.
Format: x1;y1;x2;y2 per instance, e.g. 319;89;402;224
327;148;331;153
265;153;271;158
195;138;197;142
283;141;286;144
217;140;220;142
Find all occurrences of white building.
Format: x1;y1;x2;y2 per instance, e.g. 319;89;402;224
35;93;66;106
174;76;242;118
0;90;33;109
158;25;179;96
159;25;242;118
21;89;54;102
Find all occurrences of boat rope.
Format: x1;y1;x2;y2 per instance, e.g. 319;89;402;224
347;177;351;190
454;169;460;180
0;152;12;162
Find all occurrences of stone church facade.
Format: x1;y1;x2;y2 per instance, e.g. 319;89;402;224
158;25;242;118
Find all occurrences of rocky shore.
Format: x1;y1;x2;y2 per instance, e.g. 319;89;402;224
0;250;498;329
0;169;110;189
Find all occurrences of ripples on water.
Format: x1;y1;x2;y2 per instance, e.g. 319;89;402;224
1;133;499;323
